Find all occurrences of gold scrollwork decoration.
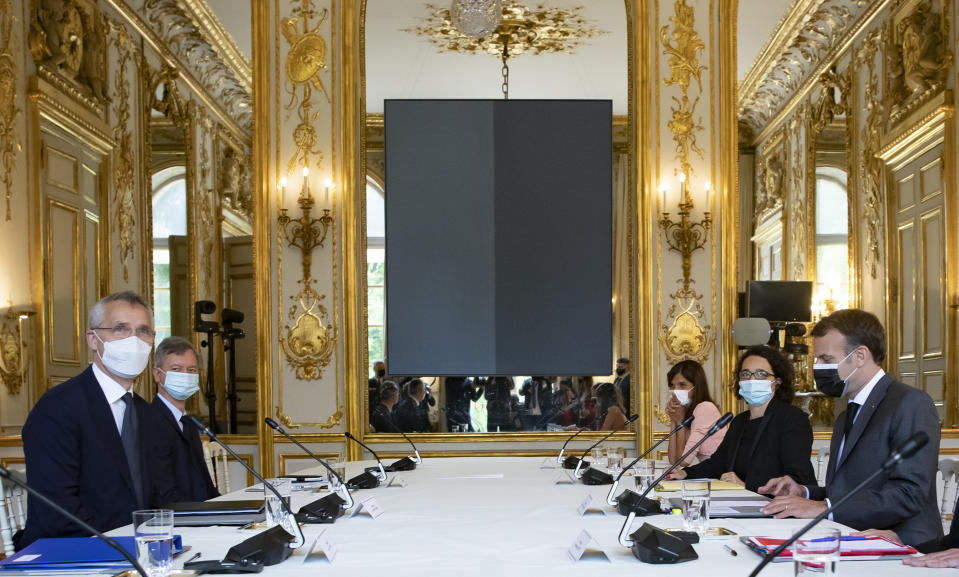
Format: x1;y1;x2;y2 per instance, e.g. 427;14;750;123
282;1;329;176
858;30;883;278
0;0;19;222
106;18;136;282
661;0;706;178
789;111;806;281
28;0;107;104
659;285;714;364
276;405;343;430
198;112;216;296
0;306;23;394
280;282;336;382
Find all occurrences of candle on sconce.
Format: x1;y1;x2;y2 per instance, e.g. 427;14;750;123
302;166;310;201
660;184;668;211
679;172;686;203
704;180;711;210
323;177;333;207
279;177;287;207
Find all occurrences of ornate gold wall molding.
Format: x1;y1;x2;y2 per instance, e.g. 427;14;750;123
0;306;23;394
105;18;137;283
661;0;705;178
198;110;216;297
788;111;807;280
857;29;883;278
0;0;18;222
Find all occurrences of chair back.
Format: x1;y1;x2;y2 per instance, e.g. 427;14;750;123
0;474;27;558
938;458;959;523
815;451;830;484
203;441;231;494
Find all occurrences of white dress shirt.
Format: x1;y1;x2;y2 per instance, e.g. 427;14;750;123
157;393;186;432
91;362;132;435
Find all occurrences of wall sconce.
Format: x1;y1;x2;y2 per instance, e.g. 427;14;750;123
277;167;334;283
659;173;712;292
0;306;35;395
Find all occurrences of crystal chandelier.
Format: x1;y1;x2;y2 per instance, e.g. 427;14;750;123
450;0;502;38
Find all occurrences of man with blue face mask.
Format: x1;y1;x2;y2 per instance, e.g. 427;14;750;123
18;291;161;549
759;309;941;547
150;336;219;503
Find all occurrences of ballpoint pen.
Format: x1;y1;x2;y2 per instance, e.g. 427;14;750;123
184;552;201;564
723;544;737;556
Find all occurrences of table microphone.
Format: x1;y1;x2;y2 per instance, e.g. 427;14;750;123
558;427;589;467
614;412;733;516
186;415;305;565
384;423;422;471
747;431;929;577
343;432;388;488
606;414;694;505
264;417;354;520
574;414;639;484
0;466;149;577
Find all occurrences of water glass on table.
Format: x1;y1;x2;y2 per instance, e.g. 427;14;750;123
591;447;607;469
681;479;710;533
132;509;174;577
632;459;655;492
792;528;841;576
330;456;347;486
264;477;292;528
606;447;623;473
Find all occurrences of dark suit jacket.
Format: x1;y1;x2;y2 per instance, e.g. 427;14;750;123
370;402;397;433
150;397;219;504
394;397;429;432
18;366;159;549
918;500;959;553
614;374;631;410
806;374;942;546
682;398;816;492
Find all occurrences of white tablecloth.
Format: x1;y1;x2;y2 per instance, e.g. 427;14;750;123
113;457;954;575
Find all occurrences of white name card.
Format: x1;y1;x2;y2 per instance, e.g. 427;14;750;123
350;496;384;519
386;474;407;488
576;493;606;516
541;457;559;469
554;469;576;485
566;530;610;562
303;529;337;564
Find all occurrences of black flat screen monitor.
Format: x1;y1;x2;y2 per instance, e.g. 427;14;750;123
747;281;813;323
384;99;612;376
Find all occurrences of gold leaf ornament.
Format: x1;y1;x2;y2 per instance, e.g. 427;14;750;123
280;285;336;381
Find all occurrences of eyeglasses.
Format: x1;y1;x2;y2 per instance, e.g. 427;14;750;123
92;324;156;340
738;369;774;380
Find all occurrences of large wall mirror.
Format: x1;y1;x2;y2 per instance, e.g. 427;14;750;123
361;0;633;437
145;1;255;434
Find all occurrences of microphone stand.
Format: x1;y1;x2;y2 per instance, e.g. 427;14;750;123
747;431;930;577
344;432;388;486
222;325;244;435
186;415;305;555
0;467;148;577
265;418;353;510
573;414;639;480
558;427;587;466
607;415;693;505
614;412;732;516
386;424;422;470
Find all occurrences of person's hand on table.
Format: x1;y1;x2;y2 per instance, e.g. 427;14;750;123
904;549;959;568
758;475;805;497
851;529;902;545
760;495;826;518
667;469;687;480
665;395;684;423
719;471;745;486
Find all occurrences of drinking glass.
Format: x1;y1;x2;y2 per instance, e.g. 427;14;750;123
606;447;623;473
792;528;841;576
330;455;347;487
264;477;292;528
681;480;710;533
132;509;174;577
632;459;655;492
591;447;607;469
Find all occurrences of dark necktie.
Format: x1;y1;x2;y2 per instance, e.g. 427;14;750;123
843;402;860;440
120;393;144;508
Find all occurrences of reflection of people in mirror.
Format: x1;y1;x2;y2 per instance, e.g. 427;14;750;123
368;360;387;419
519;376;553;430
613;358;630;410
394;378;431;433
445;377;483;432
592;382;626;431
370;381;399;433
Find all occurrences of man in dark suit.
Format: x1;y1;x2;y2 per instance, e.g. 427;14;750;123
853;498;959;567
444;377;483;432
370;381;399;432
150;336;219;504
613;358;631;411
394;379;430;432
759;309;941;547
368;360;387;419
18;291;162;549
519;376;553;430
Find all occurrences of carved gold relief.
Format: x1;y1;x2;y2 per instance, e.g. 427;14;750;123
659;285;714;364
858;30;883;278
885;0;952;126
661;0;705;178
789;111;807;280
28;0;106;105
405;2;605;58
198;111;216;296
0;306;22;394
282;1;329;177
106;19;136;282
0;0;19;222
280;283;335;382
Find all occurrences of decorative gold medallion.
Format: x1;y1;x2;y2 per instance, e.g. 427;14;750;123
281;1;329;176
280;282;336;381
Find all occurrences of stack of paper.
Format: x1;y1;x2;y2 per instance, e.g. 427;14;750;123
0;535;183;573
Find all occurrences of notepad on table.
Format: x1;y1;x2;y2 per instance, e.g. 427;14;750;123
0;535;183;572
655;480;744;491
741;536;917;561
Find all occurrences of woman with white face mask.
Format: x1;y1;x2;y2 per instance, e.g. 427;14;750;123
669;345;817;492
664;360;725;465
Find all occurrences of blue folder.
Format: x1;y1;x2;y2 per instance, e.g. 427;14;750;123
0;535;183;571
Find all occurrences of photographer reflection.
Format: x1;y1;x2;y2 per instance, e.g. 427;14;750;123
368;360;387;420
394;378;432;433
519;376;554;430
484;377;520;432
552;379;581;428
592;382;627;431
445;377;483;432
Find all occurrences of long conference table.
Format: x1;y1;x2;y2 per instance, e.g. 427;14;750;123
114;457;956;575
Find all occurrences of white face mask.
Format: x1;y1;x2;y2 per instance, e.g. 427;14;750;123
161;370;201;401
672;389;692;406
95;334;152;379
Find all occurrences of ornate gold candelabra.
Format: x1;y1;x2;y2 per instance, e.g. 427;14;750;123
276;168;334;283
659;173;712;292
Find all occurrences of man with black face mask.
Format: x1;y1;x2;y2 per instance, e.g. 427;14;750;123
613;358;630;411
368;360;387;419
758;309;941;547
